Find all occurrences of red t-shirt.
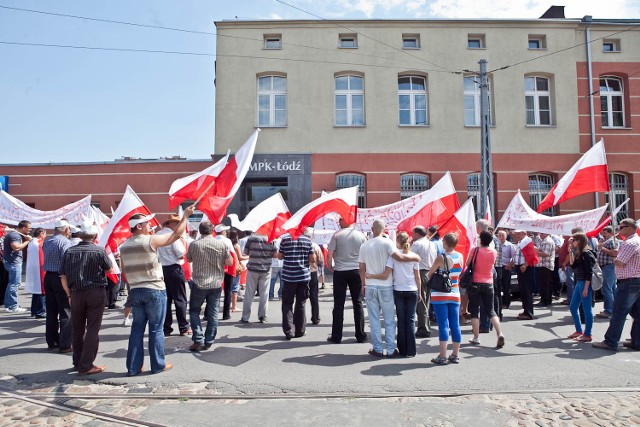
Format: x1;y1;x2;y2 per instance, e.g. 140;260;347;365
471;247;497;284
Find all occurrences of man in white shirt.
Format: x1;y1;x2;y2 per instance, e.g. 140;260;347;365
411;226;437;338
215;224;235;320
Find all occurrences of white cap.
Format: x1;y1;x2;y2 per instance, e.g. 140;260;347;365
128;214;156;228
80;223;100;235
55;219;72;228
214;224;230;233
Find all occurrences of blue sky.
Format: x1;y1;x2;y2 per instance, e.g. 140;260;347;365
1;0;637;163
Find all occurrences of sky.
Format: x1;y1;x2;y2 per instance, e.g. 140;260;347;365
1;0;638;164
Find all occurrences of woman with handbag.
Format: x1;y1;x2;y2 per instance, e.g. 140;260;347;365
467;231;505;348
365;231;421;357
426;233;464;365
567;232;596;343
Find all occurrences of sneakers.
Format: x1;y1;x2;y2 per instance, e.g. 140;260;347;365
123;315;133;326
5;307;27;313
595;311;611;319
468;337;480;345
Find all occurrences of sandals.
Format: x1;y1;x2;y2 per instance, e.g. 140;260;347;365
431;356;449;365
447;354;460;364
567;331;582;339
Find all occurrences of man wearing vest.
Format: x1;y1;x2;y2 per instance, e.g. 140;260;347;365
120;205;194;376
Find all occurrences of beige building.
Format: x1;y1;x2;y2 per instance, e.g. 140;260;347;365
214;9;640;219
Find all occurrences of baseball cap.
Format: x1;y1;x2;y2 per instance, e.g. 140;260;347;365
128;214;156;228
214;224;230;233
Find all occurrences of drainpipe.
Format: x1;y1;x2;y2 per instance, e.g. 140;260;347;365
583;15;599;208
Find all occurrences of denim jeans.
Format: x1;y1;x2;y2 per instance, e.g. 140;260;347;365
569;280;593;336
126;288;168;375
189;286;221;345
604;278;640;347
4;262;22;309
30;294;46;317
366;286;396;354
394;290;418;357
269;267;282;299
433;303;461;343
601;263;617;315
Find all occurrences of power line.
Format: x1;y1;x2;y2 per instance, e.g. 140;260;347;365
271;0;460;75
0;41;215;56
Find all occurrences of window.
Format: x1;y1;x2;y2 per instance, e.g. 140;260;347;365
90;202;101;209
263;34;282;49
606;173;630;222
335;74;365;126
525;76;552;126
529;173;555;215
528;35;546;49
467;173;480;217
257;75;287;127
402;34;420;49
464;75;492;126
467;34;486;49
600;77;625;128
336;174;366;208
339;33;358;48
603;39;620;52
398;75;427;126
401;174;429;199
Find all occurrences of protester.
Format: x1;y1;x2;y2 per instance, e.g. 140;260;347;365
241;231;276;323
497;230;515;310
230;229;248;312
410;226;437;338
60;223;113;375
510;230;535;320
535;233;555;307
567;232;597;342
596;226;618;319
0;227;8;307
187;221;233;352
309;241;324;325
269;238;283;301
426;233;463;365
3;220;32;313
25;227;46;318
215;224;235;320
120;205;194;376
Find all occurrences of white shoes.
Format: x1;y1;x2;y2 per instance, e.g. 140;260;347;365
123;315;133;326
5;307;27;313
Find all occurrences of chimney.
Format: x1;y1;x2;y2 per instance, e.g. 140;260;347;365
539;6;565;19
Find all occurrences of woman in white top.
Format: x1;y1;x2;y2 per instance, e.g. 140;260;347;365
367;232;421;357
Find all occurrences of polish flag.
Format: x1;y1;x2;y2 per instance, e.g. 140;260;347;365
396;172;460;234
0;224;6;235
518;236;539;266
282;186;358;239
228;193;291;242
438;198;477;258
198;130;259;224
485;195;492;226
98;186;160;282
536;139;609;213
168;152;230;209
177;206;192;282
587;198;630;238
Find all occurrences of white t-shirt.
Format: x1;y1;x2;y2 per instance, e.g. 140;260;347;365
358;236;395;287
386;251;420;292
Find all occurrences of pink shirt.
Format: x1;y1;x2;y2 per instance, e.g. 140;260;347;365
471;247;497;284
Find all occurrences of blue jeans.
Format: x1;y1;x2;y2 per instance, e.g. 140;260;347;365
604;278;640;347
394;290;418;357
30;294;46;317
601;263;617;315
569;280;593;336
433;303;461;343
126;288;168;375
189;286;221;345
269;267;282;299
4;262;22;309
365;286;396;354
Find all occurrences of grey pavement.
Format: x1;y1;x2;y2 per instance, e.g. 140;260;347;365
1;283;640;426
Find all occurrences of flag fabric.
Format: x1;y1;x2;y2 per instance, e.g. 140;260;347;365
438;199;477;259
198;130;259;224
177;206;192;282
282;186;358;239
396;172;460;235
518;236;539;266
485;195;492;226
98;186;160;283
587;198;630;238
536;139;609;213
228;193;291;242
168;152;230;209
24;237;45;295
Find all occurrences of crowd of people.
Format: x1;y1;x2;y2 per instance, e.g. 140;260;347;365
1;210;639;374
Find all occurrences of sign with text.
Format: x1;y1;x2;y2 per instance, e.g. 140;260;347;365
0;190;93;227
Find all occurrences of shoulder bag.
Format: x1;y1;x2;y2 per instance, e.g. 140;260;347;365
458;248;479;289
427;255;452;293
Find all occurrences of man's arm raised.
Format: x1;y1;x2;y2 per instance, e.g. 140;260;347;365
150;205;195;251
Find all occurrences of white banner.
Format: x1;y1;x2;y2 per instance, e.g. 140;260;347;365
497;191;607;236
0;190;93;228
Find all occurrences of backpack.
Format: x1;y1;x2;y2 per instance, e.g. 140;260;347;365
591;262;604;291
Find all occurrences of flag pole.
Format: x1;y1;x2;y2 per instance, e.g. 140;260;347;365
192;180;218;207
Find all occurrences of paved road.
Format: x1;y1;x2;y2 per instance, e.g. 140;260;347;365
1;284;639;425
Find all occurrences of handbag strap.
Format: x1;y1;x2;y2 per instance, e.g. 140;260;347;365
468;247;479;271
441;254;451;275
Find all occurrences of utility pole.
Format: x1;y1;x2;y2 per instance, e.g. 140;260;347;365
479;59;494;222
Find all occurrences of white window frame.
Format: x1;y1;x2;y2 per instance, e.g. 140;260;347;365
401;174;430;199
528;34;547;50
257;75;287;128
529;173;555;215
402;34;420;49
464;75;493;127
263;34;282;49
467;34;486;49
525;76;552;126
335;74;365;127
603;39;621;52
398;75;428;126
606;173;630;222
339;33;358;49
600;76;625;128
336;174;366;208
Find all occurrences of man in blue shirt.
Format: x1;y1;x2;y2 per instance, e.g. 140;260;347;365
3;220;32;312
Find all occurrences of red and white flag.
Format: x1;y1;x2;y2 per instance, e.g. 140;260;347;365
168;152;230;210
396;172;460;234
485;195;492;226
518;235;539;266
228;193;291;242
587;198;630;238
438;198;477;258
199;130;259;224
536;139;609;213
98;186;160;282
282;186;358;239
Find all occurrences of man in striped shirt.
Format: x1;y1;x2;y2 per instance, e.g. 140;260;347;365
278;230;316;340
241;232;277;323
